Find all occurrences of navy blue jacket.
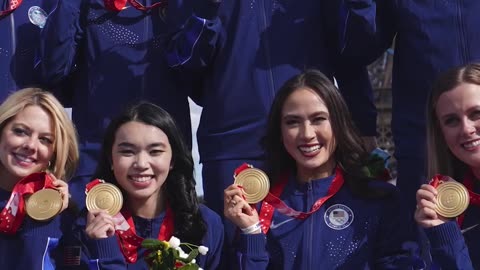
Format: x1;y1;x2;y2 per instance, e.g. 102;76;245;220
0;0;55;100
425;221;474;270
39;0;196;179
341;0;480;159
235;174;424;269
68;205;224;270
0;188;125;270
167;0;378;163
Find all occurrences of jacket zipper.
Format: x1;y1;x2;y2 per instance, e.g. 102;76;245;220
306;181;313;270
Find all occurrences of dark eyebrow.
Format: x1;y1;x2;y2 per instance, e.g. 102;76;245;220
117;142;167;148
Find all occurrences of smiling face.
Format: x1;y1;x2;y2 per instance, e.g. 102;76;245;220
436;83;480;171
281;88;336;181
111;121;172;204
0;105;55;190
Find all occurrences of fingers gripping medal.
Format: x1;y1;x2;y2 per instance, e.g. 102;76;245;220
233;164;270;204
26;174;63;221
86;180;123;216
431;175;469;218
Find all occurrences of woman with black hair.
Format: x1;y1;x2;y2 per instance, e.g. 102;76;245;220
224;70;424;269
79;102;224;269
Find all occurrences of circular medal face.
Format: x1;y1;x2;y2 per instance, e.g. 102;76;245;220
234;168;270;204
435;181;469;218
26;189;63;221
86;183;123;216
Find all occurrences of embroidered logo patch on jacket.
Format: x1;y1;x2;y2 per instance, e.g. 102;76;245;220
324;204;354;230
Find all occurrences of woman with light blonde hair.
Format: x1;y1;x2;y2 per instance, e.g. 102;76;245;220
0;88;82;269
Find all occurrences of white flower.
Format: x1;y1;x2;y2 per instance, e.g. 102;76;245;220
168;236;181;248
198;246;209;255
191;259;196;264
176;247;188;259
199;268;203;270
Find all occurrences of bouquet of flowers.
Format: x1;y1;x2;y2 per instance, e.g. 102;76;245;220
142;236;209;270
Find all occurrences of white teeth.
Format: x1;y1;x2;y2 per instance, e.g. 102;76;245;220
299;145;320;153
463;140;480;149
14;154;34;163
130;176;152;182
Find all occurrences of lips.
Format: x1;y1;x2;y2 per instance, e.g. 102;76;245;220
12;152;36;166
462;139;480;150
298;144;322;157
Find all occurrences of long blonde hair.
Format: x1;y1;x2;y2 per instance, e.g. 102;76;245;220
0;88;79;180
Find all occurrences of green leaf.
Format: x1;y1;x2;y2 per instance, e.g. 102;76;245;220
142;238;168;250
178;264;199;270
185;249;199;262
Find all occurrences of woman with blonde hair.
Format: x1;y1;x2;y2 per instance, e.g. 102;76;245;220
0;88;82;269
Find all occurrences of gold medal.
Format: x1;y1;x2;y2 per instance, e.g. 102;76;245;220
26;189;63;221
435;181;469;218
86;183;123;216
234;168;270;204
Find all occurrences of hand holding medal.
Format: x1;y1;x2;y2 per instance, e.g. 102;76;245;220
430;175;469;218
25;173;67;221
415;175;469;228
86;179;123;216
233;164;270;204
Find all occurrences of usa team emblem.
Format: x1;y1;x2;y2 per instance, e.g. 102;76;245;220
28;6;47;28
324;204;354;230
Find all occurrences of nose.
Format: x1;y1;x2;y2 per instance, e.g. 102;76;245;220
300;123;315;141
133;152;148;169
462;119;477;135
22;137;38;152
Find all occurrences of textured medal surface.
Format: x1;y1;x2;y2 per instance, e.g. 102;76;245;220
86;183;123;216
234;168;270;204
435;181;469;218
26;189;63;221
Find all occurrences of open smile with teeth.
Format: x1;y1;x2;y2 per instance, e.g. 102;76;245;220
129;175;154;182
13;153;36;164
462;139;480;150
298;145;321;153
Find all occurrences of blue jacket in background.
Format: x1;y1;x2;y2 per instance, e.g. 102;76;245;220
38;0;196;182
341;0;480;160
0;0;55;100
167;0;378;163
0;188;125;270
235;174;424;269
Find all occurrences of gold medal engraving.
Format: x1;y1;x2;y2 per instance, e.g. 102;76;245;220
86;183;123;216
435;181;469;218
26;189;63;221
234;168;270;204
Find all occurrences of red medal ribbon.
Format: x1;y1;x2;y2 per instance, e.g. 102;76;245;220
458;172;480;228
258;167;344;234
0;0;23;18
104;0;166;12
0;172;56;234
85;180;174;263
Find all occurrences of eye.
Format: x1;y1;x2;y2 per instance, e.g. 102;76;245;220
39;136;53;145
442;116;460;127
470;110;480;120
150;149;165;156
118;149;135;156
312;116;327;124
12;127;27;136
284;118;299;126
